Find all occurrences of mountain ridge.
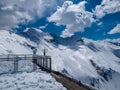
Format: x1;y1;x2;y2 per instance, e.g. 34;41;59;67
0;28;120;90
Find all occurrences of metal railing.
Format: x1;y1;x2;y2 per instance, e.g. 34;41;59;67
0;54;52;74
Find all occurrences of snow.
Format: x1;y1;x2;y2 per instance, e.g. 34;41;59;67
0;28;120;90
0;30;34;54
98;73;120;90
0;70;66;90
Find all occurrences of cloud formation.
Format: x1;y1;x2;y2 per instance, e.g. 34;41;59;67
94;0;120;18
108;24;120;34
0;0;119;39
48;1;94;37
0;0;58;30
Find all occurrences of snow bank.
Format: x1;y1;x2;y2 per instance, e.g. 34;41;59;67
0;70;66;90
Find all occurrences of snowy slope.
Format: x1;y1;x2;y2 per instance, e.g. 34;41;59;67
0;30;35;54
0;30;67;90
0;28;120;90
0;70;66;90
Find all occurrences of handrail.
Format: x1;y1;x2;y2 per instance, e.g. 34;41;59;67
0;54;51;61
0;54;52;74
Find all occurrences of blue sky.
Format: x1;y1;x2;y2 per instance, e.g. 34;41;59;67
0;0;120;40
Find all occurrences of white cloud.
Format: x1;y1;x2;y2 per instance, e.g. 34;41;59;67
39;24;48;29
48;1;95;37
0;0;58;30
108;24;120;34
94;0;120;18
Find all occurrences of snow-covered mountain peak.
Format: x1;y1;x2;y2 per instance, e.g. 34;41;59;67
22;28;45;38
49;33;84;47
23;27;43;33
19;28;52;44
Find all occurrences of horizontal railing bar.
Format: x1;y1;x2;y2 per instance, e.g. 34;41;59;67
0;55;51;57
0;55;51;62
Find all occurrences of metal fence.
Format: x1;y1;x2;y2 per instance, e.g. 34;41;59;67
0;54;52;74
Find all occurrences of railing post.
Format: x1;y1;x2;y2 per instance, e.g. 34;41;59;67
25;55;26;60
7;54;9;61
44;56;46;68
37;56;40;64
39;56;42;66
14;56;18;73
32;54;37;71
46;57;48;69
43;56;45;68
49;57;52;72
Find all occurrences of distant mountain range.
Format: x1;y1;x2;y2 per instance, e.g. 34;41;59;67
0;28;120;90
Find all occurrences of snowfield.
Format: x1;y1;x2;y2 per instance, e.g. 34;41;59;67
0;28;120;90
0;70;66;90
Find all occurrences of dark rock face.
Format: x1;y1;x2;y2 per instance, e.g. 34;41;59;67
90;60;113;81
113;49;120;58
89;59;120;89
